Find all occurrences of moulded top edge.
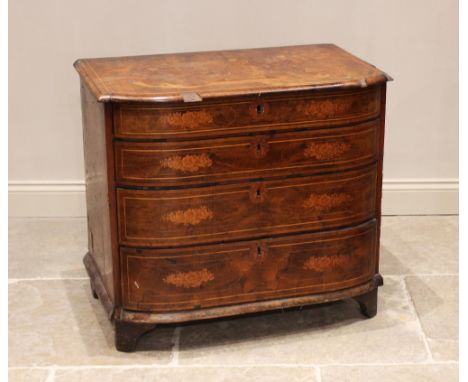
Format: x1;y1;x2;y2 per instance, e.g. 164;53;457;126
74;44;391;103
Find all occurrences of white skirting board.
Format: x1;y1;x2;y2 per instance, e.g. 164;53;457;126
8;179;459;217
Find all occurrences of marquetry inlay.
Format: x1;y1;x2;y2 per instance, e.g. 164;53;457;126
163;206;214;226
303;254;349;272
160;153;213;173
158;110;214;128
163;268;215;289
300;91;377;119
304;141;351;160
302;192;352;212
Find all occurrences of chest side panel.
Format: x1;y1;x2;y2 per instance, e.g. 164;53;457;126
81;83;115;303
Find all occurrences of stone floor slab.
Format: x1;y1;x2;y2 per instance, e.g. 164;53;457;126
321;364;458;382
9;280;174;366
9;218;88;279
8;368;51;382
54;366;317;382
405;275;458;361
379;216;458;275
178;277;428;365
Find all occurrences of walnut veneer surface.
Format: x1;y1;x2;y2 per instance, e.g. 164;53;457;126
75;44;390;352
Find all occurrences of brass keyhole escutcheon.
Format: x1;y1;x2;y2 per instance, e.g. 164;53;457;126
256;104;265;114
256;245;262;257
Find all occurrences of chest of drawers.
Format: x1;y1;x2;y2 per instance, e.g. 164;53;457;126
75;44;391;352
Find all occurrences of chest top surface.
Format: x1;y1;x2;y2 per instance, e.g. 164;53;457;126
74;44;390;103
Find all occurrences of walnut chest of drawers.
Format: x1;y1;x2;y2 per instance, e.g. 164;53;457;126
74;44;391;352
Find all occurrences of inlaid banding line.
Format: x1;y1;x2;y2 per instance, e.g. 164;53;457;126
120;156;375;181
117;112;380;136
268;125;376;144
117;87;378;112
119;169;374;202
122;212;371;241
126;273;374;306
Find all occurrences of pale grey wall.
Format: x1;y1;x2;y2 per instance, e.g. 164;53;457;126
9;0;458;183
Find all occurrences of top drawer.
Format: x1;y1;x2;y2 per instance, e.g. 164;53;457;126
113;87;381;139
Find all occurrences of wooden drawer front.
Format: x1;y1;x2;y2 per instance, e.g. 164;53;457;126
113;87;380;139
117;166;376;247
121;220;376;311
115;120;379;187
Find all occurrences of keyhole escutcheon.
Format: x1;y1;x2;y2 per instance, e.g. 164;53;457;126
250;183;265;203
252;138;268;158
254;242;267;260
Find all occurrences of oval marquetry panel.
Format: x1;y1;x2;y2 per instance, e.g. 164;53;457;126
163;206;213;226
163;268;215;289
160;153;213;173
121;220;376;311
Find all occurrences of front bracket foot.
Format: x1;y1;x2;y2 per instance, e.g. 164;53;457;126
114;319;157;352
353;274;383;318
90;280;98;299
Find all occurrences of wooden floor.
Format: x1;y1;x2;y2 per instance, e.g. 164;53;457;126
8;216;458;382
